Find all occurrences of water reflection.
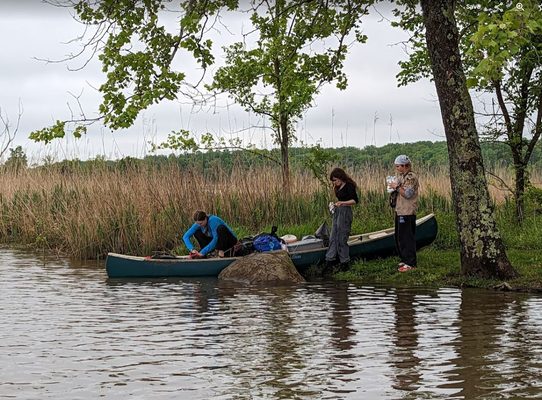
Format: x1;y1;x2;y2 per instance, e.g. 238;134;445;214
391;289;421;392
451;290;542;399
328;284;356;352
1;248;542;399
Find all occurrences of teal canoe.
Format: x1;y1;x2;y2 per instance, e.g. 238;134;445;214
105;213;438;278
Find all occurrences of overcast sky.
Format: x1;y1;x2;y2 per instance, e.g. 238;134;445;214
0;0;446;164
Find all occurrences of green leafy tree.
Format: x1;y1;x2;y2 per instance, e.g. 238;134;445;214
419;0;517;279
4;145;28;172
30;0;237;143
394;0;542;222
31;0;373;191
206;0;373;188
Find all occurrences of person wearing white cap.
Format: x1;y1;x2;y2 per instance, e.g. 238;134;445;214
388;155;419;272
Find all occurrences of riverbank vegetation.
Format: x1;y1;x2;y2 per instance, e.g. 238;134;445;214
0;144;541;253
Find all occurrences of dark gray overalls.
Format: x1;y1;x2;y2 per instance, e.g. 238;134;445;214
325;205;352;264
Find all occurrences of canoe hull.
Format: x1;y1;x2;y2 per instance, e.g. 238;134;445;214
105;254;236;278
106;214;438;278
290;213;438;271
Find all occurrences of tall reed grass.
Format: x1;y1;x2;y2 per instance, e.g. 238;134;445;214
0;162;539;259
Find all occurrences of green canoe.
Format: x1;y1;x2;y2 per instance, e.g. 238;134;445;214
105;213;438;278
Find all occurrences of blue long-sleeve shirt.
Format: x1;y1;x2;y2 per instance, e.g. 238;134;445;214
182;215;235;256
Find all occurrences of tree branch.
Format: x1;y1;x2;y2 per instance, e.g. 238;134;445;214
493;79;513;139
0;102;22;160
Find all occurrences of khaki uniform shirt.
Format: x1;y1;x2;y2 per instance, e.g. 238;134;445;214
395;171;419;215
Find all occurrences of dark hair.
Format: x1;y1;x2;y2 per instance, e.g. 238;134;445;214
193;210;207;222
329;167;357;190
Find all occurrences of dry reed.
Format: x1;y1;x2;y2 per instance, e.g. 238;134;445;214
0;162;537;258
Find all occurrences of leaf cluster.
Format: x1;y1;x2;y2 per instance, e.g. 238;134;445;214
208;0;373;144
32;0;374;152
33;0;238;141
393;1;542;91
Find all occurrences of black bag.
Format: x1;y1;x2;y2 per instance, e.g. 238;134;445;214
315;222;330;247
236;237;255;256
389;190;398;208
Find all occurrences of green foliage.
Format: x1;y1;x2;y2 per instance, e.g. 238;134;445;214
394;1;542;89
466;2;542;88
302;144;336;187
31;0;374;187
31;0;238;142
4;146;28;172
205;0;373;184
29;120;70;144
524;185;542;208
209;1;371;125
393;0;542;222
33;140;542;175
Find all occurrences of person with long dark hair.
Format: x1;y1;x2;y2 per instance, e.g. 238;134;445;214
183;210;239;258
324;168;359;273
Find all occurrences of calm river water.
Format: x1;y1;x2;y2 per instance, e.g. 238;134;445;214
1;248;541;399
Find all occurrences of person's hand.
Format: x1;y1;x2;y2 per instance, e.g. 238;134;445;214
389;181;400;190
189;250;202;259
335;201;342;207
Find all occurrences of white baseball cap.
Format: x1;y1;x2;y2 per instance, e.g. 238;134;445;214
394;155;411;165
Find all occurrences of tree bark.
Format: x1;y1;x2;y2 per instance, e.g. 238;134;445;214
510;61;533;223
420;0;518;279
514;165;525;223
279;116;291;191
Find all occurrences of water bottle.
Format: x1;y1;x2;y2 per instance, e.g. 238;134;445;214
386;176;397;193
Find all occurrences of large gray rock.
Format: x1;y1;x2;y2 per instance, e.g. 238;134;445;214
219;250;305;285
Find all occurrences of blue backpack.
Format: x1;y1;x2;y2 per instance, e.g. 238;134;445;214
252;234;282;252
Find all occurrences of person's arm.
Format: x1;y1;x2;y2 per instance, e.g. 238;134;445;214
335;199;356;207
397;185;415;199
397;175;417;199
390;178;408;196
182;223;199;252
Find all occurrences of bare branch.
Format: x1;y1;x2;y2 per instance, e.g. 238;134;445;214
0;101;22;160
486;170;514;194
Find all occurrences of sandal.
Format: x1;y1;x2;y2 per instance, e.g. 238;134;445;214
398;264;416;272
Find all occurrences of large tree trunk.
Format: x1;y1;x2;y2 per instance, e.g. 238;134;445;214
420;0;518;279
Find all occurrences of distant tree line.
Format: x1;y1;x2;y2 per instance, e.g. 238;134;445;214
6;140;541;175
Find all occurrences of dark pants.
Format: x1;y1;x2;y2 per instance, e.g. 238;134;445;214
194;225;239;257
326;206;353;264
394;214;417;267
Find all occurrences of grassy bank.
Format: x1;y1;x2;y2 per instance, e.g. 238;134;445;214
0;161;541;287
338;248;542;292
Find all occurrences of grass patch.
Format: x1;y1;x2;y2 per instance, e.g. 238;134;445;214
334;248;542;291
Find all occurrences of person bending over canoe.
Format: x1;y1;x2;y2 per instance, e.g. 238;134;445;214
183;210;239;258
